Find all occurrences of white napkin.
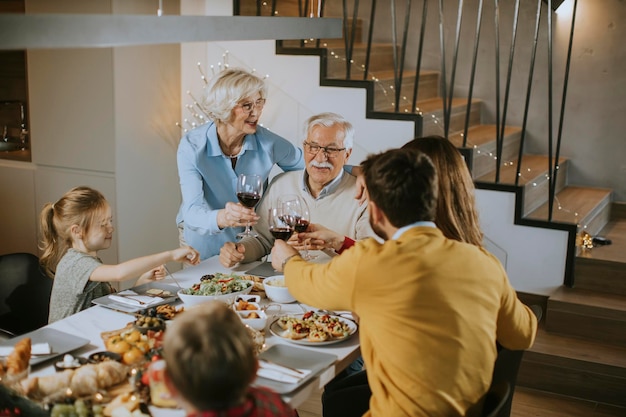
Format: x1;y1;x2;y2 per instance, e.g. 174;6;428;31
109;291;163;307
0;342;51;356
257;360;311;384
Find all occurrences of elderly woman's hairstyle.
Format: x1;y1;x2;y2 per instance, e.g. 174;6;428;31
362;148;438;227
402;136;483;247
204;68;268;123
304;112;355;149
163;301;257;410
39;186;109;277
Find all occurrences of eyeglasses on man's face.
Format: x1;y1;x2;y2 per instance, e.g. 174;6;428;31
238;98;266;113
303;141;346;158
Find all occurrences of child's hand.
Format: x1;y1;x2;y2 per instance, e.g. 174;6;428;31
137;265;165;285
173;246;201;265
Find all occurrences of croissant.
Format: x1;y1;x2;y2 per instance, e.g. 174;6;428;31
7;337;31;375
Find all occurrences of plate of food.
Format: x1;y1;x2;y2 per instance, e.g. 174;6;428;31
177;272;255;307
269;311;358;346
92;282;180;313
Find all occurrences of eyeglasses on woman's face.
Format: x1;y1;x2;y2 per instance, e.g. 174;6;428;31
303;141;346;158
237;98;266;113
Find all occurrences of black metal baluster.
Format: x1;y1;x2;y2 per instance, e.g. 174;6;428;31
394;0;412;113
462;0;484;147
346;0;360;79
363;0;377;81
551;0;578;220
494;0;502;182
438;0;448;137
411;0;428;113
497;0;520;176
390;0;399;110
444;0;465;139
516;0;543;187
547;0;554;220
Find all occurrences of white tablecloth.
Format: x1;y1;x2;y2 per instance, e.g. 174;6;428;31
33;255;361;415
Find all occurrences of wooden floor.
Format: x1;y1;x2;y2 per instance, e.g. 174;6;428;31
295;386;626;417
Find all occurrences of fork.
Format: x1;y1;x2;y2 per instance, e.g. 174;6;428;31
115;293;147;305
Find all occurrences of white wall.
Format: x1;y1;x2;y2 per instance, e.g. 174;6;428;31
476;189;568;295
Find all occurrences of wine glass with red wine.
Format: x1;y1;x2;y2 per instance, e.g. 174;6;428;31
236;173;263;238
279;195;316;260
268;207;294;241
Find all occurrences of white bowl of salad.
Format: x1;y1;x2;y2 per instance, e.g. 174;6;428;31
178;273;254;307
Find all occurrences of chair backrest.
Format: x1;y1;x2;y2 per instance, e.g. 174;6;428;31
488;304;541;416
482;381;512;417
0;252;53;335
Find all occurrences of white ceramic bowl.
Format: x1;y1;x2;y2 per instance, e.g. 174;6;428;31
235;309;268;331
263;275;296;304
177;280;253;307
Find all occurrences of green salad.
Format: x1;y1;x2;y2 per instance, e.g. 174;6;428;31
183;272;252;296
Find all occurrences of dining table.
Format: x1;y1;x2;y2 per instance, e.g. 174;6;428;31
25;253;361;415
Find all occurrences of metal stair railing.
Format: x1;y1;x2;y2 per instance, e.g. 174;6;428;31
238;0;579;222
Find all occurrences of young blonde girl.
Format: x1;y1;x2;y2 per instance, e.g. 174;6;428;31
40;186;200;323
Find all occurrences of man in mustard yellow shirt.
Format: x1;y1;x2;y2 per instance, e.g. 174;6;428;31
271;148;537;417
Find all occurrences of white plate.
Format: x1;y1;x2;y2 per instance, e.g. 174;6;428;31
92;282;180;313
0;328;89;366
269;313;358;346
253;344;337;394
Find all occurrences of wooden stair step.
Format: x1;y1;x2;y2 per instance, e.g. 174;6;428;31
575;217;626;295
546;286;626;347
476;154;568;186
526;186;612;234
518;327;626;407
512;387;626;417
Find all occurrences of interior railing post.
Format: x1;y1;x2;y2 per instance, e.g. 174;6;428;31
347;0;360;79
547;0;554;221
462;0;484;147
341;0;359;79
363;0;377;81
390;0;399;109
516;0;543;187
438;0;448;138
271;0;277;16
393;0;412;112
551;0;578;220
497;0;521;172
411;0;428;113
494;0;502;183
444;0;465;139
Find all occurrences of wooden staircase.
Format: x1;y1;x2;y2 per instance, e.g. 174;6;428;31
237;1;626;411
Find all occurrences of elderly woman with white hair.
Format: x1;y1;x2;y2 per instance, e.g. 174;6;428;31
176;68;305;260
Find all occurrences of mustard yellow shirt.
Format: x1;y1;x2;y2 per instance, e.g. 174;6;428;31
285;226;537;417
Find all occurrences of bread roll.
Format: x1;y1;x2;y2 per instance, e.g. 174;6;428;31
96;360;128;387
21;369;73;399
70;364;99;396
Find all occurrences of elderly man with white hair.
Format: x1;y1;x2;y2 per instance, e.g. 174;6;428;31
220;112;375;267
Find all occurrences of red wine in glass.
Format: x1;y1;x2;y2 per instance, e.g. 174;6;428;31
236;174;263;238
294;218;310;233
270;227;294;241
237;192;261;208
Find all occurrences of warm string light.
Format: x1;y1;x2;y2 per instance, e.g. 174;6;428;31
179;51;271;134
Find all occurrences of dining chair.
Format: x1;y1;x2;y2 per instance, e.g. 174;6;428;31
489;304;543;416
480;381;512;417
0;252;53;336
321;369;371;417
